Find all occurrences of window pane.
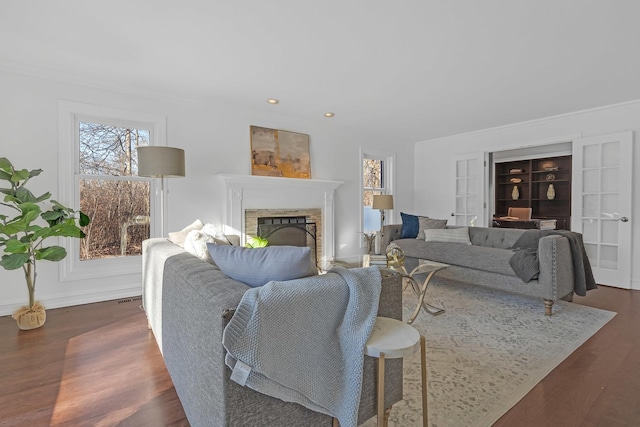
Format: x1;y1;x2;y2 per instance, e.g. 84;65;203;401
363;159;384;189
79;122;150;175
363;190;382;208
80;179;150;260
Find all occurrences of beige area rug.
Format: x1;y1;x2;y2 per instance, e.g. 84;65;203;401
362;279;615;427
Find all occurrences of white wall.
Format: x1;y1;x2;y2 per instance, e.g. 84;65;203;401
0;70;415;315
414;100;639;289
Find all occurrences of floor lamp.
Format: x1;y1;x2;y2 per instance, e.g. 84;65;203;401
137;146;185;237
372;194;394;254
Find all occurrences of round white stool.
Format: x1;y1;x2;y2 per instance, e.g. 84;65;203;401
365;317;428;427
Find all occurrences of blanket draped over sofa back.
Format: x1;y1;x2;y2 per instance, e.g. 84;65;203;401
509;230;597;295
222;266;381;427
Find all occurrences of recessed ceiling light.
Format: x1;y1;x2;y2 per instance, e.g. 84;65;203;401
324;112;335;118
267;98;279;104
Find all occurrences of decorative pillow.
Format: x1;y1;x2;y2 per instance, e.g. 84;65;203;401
201;223;232;244
184;229;230;266
168;219;204;247
207;244;317;288
400;212;421;238
424;227;472;245
416;217;448;239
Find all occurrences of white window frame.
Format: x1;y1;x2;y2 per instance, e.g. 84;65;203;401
58;101;167;281
360;148;396;243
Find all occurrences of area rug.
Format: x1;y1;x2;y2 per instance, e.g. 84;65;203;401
361;280;615;427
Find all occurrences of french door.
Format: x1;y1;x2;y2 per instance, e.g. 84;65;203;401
453;153;488;227
572;132;633;288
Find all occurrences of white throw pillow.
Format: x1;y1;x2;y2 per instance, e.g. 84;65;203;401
202;223;232;244
424;227;472;245
184;229;230;265
168;219;204;247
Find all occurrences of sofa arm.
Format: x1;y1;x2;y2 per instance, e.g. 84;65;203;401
381;224;403;251
538;235;575;300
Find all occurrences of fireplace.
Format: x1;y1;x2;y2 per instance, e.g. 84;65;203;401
258;216;310;247
217;174;342;269
245;210;321;267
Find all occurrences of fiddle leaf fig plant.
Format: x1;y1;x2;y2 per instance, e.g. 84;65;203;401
0;157;90;312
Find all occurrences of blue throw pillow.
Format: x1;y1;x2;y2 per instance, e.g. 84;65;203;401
400;212;420;238
207;244;317;287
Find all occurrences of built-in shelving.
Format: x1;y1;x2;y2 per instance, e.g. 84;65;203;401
494;155;571;230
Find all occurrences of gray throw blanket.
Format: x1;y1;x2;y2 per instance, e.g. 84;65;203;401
509;230;597;296
222;266;382;427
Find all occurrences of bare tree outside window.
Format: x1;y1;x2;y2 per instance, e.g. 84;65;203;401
363;158;385;232
79;123;151;260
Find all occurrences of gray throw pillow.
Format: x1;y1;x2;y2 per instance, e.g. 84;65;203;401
416;217;448;239
207;244;317;287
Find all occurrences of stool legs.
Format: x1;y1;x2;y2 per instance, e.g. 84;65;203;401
377;352;386;427
421;335;428;427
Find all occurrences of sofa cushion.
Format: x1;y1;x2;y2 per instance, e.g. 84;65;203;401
400;212;421;238
391;239;518;277
207;245;317;287
424;227;471;245
468;227;526;249
417;217;448;239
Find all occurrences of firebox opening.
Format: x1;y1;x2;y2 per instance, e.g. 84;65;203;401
257;216;317;267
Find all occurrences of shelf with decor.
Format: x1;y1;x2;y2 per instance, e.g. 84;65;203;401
494;155;571;230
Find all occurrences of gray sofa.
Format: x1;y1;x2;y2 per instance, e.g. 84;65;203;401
142;237;403;427
382;225;576;315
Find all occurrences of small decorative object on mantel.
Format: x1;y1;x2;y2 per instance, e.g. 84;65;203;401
0;158;90;330
250;125;311;179
509;177;522;183
509;168;523;174
546;173;555;182
547;184;556;200
512;185;520;200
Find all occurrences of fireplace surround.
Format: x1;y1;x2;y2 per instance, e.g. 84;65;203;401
217;174;342;269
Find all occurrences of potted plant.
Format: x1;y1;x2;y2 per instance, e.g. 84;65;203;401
0;157;89;330
245;236;268;248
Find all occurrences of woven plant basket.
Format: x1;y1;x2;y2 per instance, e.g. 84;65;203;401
12;302;46;330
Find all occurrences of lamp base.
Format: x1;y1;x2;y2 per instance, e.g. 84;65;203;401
374;231;382;255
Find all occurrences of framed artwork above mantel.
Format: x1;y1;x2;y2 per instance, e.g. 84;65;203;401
250;125;311;179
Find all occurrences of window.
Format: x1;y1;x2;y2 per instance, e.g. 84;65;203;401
58;101;166;280
79;123;150;260
361;150;395;234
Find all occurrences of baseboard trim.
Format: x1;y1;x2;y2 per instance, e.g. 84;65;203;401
0;285;142;316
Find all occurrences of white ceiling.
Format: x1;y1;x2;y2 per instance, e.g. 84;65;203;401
2;0;640;144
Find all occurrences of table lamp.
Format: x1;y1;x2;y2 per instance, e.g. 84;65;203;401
372;194;394;254
372;194;394;232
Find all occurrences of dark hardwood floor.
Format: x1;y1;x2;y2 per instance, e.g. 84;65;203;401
494;285;640;427
1;286;638;426
0;297;188;427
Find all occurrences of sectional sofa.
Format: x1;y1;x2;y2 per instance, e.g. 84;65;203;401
141;237;403;426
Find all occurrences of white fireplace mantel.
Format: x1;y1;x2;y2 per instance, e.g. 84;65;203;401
217;174;343;267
